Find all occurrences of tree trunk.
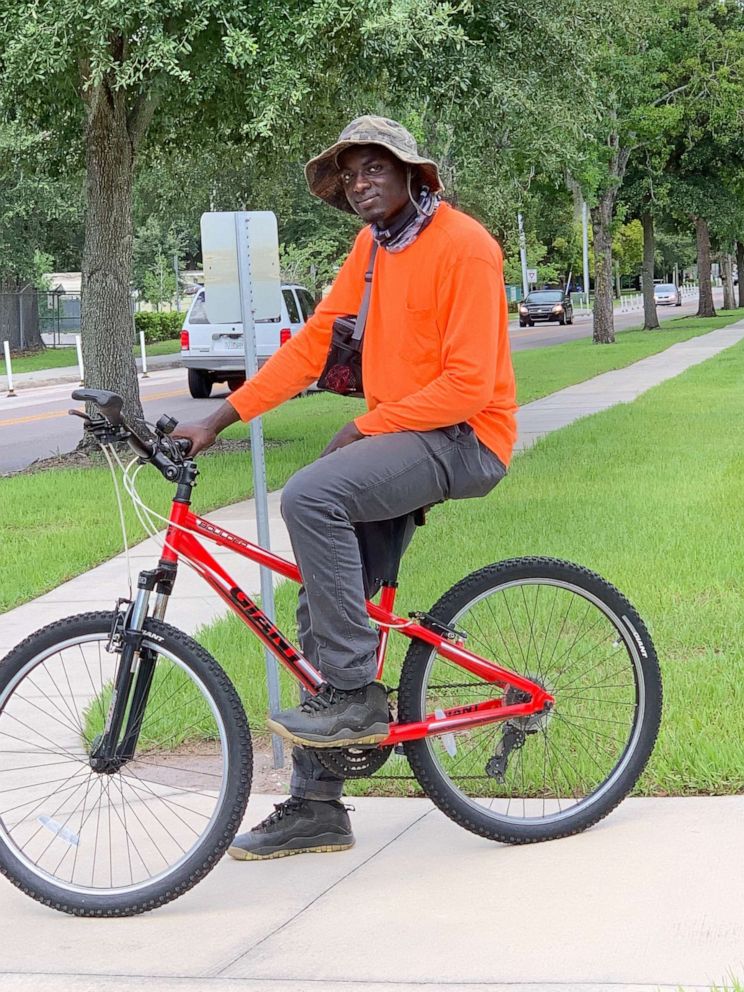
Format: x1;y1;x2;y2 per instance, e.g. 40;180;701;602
80;81;142;428
694;217;716;318
721;252;735;311
737;241;744;309
591;193;616;343
640;212;659;329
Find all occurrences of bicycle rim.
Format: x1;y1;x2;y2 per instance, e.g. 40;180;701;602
0;630;231;897
415;575;647;827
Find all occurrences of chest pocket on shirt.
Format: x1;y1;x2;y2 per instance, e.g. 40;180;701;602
399;306;441;380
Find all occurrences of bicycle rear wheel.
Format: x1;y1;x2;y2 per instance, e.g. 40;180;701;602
398;558;662;843
0;612;252;915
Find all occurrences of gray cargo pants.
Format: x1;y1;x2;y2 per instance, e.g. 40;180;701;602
279;423;506;801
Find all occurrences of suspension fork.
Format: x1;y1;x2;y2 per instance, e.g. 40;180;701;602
92;563;177;769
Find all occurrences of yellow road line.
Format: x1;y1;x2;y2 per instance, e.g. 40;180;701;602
0;409;74;428
141;387;189;402
0;387;188;428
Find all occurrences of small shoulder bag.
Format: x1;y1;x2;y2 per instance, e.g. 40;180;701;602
317;241;378;398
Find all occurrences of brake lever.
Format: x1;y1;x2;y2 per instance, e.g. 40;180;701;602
69;409;131;446
68;409;93;426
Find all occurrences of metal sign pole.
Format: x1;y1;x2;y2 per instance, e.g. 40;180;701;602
517;212;529;298
582;200;591;311
234;213;284;770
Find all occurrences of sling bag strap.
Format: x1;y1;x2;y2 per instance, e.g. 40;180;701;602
351;241;378;343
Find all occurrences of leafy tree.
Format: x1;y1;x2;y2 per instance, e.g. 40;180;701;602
570;0;677;343
0;121;82;350
279;238;344;298
614;219;644;281
0;0;470;425
656;0;744;317
141;258;177;311
132;216;186;312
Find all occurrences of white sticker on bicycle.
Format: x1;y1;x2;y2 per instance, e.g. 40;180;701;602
434;709;457;757
37;816;80;847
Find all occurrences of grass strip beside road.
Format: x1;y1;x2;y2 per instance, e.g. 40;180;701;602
194;337;744;797
0;312;739;615
513;311;741;404
7;339;181;374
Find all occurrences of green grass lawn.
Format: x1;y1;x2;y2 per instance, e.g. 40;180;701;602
0;312;739;616
7;339;181;374
186;336;744;797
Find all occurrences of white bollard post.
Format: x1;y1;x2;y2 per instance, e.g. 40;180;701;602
3;340;16;397
139;331;149;378
75;333;84;385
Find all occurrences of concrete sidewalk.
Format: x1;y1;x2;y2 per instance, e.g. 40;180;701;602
2;319;744;991
0;794;741;991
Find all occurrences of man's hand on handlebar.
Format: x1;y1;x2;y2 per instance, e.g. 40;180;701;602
172;401;241;457
170;423;216;457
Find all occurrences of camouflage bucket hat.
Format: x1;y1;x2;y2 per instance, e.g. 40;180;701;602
304;115;443;213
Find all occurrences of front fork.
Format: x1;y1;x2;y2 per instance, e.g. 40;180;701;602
90;562;176;772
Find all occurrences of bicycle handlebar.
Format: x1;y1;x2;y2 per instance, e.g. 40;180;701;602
70;388;191;482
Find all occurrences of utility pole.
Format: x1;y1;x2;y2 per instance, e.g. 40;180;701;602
582;200;590;310
517;212;529;298
174;253;180;312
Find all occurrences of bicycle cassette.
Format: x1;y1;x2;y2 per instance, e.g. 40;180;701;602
312;745;393;778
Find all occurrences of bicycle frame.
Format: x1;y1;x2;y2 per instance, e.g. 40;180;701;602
148;499;555;747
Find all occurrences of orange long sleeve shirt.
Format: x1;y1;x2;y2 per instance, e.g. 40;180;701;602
227;202;518;466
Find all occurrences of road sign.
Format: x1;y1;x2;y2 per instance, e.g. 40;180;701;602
201;211;282;324
526;268;538;284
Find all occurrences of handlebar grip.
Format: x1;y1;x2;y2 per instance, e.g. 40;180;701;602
175;438;192;456
71;388;124;427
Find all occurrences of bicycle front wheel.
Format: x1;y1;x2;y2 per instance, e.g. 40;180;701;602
398;558;662;844
0;612;252;916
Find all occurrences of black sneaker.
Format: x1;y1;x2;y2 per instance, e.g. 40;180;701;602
266;682;390;748
227;797;354;861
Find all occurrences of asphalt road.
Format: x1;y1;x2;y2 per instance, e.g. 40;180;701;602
510;292;704;350
0;372;230;474
0;292;712;474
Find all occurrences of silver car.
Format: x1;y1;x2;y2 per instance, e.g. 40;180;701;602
653;283;682;307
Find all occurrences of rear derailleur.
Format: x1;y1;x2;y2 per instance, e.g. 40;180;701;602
486;683;552;783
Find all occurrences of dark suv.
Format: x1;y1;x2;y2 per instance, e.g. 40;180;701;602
518;289;574;327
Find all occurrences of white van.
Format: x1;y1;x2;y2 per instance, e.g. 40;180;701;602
180;284;316;398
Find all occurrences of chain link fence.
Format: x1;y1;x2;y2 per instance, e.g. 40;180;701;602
0;288;81;349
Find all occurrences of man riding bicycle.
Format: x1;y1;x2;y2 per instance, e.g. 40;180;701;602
174;115;517;861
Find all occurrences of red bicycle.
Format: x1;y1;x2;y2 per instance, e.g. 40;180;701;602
0;389;662;916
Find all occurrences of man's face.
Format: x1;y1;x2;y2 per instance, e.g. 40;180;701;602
337;145;411;226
